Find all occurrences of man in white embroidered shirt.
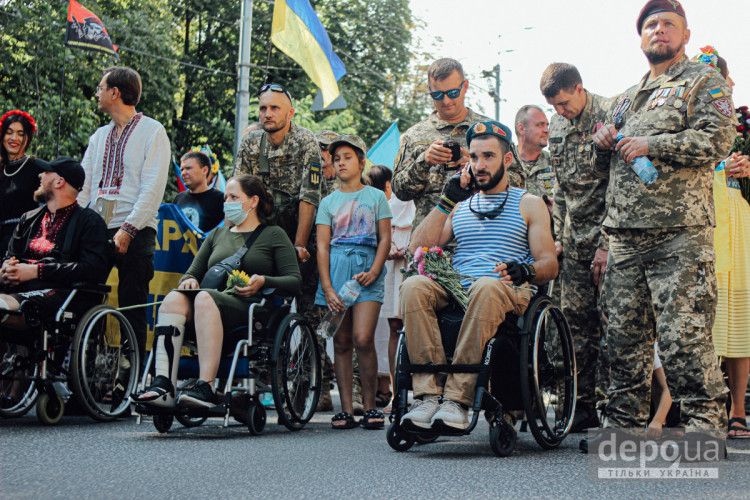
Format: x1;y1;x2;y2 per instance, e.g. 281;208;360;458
79;66;170;364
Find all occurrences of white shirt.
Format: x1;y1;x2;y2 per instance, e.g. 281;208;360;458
79;113;170;235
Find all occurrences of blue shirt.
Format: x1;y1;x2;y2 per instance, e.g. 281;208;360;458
316;186;392;247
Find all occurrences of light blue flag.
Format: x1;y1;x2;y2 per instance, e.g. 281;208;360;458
366;122;400;169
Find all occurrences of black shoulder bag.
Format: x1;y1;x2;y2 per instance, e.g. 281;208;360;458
200;225;266;290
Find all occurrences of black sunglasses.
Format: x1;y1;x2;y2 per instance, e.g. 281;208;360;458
429;80;465;101
258;83;293;103
469;192;509;220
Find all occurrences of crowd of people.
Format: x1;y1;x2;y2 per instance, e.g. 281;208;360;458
1;0;749;451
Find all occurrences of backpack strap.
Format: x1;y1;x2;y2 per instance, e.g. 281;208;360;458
259;133;270;175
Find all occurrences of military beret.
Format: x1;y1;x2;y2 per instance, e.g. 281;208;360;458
637;0;686;35
37;156;85;192
465;120;513;147
316;130;339;146
329;134;368;157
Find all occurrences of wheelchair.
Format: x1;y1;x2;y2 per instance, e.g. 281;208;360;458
134;290;321;435
0;283;140;425
386;293;577;457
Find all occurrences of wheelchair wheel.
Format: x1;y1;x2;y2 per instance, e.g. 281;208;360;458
520;296;576;449
489;420;517;457
271;313;320;431
246;401;266;435
70;305;140;422
176;414;207;428
0;344;39;418
153;414;174;433
36;391;64;425
390;334;411;420
386;421;415;452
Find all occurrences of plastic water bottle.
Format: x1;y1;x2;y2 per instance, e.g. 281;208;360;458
317;280;361;338
616;133;658;184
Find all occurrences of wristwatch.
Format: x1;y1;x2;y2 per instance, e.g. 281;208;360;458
527;264;536;280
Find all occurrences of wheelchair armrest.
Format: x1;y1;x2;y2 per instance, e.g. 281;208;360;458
262;287;294;300
71;282;111;293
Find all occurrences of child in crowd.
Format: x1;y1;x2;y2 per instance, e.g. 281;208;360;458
315;135;392;430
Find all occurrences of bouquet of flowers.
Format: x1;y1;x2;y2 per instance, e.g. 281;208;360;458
401;246;471;310
732;105;750;202
224;270;250;295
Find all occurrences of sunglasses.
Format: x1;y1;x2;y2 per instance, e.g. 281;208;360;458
258;83;293;103
469;192;508;220
428;80;465;101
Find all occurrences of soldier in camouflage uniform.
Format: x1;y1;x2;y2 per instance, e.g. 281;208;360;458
393;58;494;231
541;63;613;433
232;84;332;410
513;105;554;201
592;0;734;433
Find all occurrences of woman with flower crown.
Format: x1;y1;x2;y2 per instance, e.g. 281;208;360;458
133;174;301;409
696;46;750;439
0;110;45;256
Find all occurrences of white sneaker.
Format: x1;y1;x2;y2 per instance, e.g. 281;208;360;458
401;395;441;429
431;399;469;430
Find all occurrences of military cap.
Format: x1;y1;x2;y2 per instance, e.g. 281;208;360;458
316;130;339;147
329;134;368;156
637;0;686;34
38;156;86;191
465;120;513;147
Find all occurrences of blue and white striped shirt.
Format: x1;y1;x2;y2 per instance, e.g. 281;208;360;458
452;187;535;290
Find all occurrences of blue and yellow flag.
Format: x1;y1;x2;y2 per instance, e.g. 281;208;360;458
271;0;346;106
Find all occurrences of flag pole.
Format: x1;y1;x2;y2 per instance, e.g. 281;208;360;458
56;48;67;157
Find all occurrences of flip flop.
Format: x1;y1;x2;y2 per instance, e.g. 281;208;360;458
360;408;385;430
332;411;358;429
728;417;750;439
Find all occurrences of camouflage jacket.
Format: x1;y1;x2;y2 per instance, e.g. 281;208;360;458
232;121;323;207
515;149;554;199
550;90;613;260
392;108;490;228
595;56;736;229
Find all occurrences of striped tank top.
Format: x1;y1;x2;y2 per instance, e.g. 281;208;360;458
452;187;535;290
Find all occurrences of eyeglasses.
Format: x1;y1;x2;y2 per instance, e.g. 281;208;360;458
95;85;112;95
428;80;465;101
469;192;508;220
258;83;293;103
319;145;329;152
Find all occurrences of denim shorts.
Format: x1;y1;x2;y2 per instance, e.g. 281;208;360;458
315;244;386;306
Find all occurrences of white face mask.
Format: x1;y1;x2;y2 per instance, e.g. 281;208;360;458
223;201;252;225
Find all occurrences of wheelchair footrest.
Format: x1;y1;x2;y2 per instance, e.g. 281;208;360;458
400;362;490;375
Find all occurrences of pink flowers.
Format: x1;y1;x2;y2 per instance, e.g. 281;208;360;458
401;246;469;309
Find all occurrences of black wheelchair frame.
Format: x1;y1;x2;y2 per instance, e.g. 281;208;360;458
0;283;140;424
134;291;321;435
386;293;577;457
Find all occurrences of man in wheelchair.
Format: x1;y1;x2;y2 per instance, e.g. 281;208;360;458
0;157;110;332
400;121;558;431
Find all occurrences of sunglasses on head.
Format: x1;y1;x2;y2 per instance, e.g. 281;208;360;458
428;80;465;101
258;83;293;103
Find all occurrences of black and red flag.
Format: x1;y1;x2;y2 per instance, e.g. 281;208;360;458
65;0;119;59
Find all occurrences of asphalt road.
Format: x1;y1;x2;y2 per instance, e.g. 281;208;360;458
2;400;750;499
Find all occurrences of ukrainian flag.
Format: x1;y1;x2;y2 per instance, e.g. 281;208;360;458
271;0;346;107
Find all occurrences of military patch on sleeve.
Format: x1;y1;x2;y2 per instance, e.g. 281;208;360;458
711;98;733;117
708;88;724;99
309;163;321;186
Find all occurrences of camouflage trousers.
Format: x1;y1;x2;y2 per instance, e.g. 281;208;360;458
560;256;607;406
602;226;727;430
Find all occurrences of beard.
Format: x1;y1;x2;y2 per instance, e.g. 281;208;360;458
262;119;287;134
643;44;679;65
476;165;505;192
33;186;51;203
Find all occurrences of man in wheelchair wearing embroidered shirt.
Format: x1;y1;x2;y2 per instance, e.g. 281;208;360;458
400;121;558;431
0;157;110;330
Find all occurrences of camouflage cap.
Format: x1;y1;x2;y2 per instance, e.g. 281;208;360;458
316;130;339;146
465;120;513;147
329;134;368;156
637;0;686;34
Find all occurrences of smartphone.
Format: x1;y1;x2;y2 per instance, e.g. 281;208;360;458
467;163;477;190
443;140;462;169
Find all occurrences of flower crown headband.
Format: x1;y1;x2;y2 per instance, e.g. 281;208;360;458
190;144;220;174
696;45;720;72
0;110;37;133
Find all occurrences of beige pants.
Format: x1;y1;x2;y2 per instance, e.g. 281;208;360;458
400;276;531;406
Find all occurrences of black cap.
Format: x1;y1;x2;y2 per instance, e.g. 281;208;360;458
38;156;86;192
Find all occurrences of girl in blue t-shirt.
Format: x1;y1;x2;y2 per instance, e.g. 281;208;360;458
315;135;392;430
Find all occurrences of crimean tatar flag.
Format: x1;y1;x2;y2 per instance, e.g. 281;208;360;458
271;0;346;107
65;0;119;59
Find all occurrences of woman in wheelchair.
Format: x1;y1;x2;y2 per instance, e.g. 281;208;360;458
134;175;301;408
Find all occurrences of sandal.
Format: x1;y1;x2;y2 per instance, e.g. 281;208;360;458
728;417;750;439
360;408;385;430
375;390;392;408
132;375;174;407
332;411;359;429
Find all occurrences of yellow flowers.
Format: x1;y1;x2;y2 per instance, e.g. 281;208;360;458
224;270;250;295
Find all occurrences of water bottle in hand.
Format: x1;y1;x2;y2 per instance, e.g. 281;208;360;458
317;280;362;338
616;133;658;184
